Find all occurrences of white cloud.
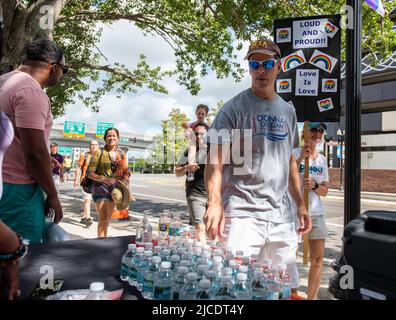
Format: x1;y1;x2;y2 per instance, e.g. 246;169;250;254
58;20;252;140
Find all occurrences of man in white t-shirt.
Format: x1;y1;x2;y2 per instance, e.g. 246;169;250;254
293;121;329;300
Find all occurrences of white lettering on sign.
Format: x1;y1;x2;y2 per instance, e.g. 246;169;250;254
293;19;328;49
295;69;319;96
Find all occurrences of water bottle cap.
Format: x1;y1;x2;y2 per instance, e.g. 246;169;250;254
177;266;189;274
225;254;235;260
203;244;211;251
251;254;259;261
194;241;202;247
214;249;224;256
144;242;153;249
205;270;217;278
179;260;190;267
193;247;202;254
237;272;248;281
161;261;171;269
254;271;264;279
222;267;232;276
171;255;181;262
89;282;104;291
229;259;238;267
152;256;161;264
128;244;137;250
239;265;249;273
196;258;207;265
235;250;244;256
144;251;153;257
199;279;211;289
136;247;145;253
197;264;208;272
186;239;194;244
162;249;171;256
213;256;222;263
186;272;198;281
220;276;233;285
202;251;211;258
242;256;251;263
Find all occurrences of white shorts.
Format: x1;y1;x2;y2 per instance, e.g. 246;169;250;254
81;188;93;201
223;216;299;288
53;175;60;189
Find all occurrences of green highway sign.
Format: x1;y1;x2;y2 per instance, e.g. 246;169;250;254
96;122;114;138
63;121;86;138
58;146;73;155
120;137;129;143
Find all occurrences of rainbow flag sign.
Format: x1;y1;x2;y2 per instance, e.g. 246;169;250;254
274;14;341;122
281;50;306;72
364;0;385;17
309;49;338;73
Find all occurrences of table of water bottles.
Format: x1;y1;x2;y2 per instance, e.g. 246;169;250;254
121;223;298;301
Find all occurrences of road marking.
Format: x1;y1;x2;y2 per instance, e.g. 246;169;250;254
130;183;149;188
59;194;83;202
133;192;185;203
326;222;344;228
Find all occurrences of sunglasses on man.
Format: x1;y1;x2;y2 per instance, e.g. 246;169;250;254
248;59;278;70
50;62;68;75
310;127;325;133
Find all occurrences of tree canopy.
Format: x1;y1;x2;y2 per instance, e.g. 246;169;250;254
1;0;395;118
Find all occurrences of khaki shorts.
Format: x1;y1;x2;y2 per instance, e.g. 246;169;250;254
186;195;207;225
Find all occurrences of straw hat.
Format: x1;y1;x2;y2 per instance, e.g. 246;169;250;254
111;181;135;210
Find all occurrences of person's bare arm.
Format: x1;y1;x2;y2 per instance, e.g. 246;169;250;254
0;222;19;253
204;144;228;240
175;164;200;177
17;128;63;223
289;154;311;235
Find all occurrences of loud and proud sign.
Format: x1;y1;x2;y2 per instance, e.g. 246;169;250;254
274;15;341;122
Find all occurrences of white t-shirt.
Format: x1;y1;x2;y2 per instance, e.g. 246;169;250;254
0;112;15;198
292;148;329;216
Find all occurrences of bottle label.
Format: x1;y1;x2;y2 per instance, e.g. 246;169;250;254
159;223;169;233
154;286;171;300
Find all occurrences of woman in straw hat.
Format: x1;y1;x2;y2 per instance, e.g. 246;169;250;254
87;127;130;237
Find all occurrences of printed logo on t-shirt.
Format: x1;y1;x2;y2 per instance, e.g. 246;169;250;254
299;164;324;175
252;114;289;142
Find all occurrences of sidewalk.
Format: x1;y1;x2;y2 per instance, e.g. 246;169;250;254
328;188;396;203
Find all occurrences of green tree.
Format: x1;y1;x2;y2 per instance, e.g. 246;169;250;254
1;1;395;118
207;100;224;125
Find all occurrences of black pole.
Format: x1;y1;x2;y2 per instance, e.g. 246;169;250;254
339;136;344;191
345;0;362;225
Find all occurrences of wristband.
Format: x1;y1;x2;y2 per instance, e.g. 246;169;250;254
0;234;30;262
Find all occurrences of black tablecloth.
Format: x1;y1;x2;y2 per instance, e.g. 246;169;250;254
19;236;142;300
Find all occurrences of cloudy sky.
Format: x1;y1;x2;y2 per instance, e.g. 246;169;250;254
56;20;252;139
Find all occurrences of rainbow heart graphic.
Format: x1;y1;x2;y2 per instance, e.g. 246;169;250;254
279;81;290;90
325;22;336;34
279;29;289;39
324;80;335;89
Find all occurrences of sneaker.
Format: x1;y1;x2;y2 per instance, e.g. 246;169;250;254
85;218;93;227
80;217;87;224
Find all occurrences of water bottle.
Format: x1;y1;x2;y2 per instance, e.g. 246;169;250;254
160;249;171;262
153;261;173;300
187;171;195;182
205;269;219;298
85;282;105;300
251;271;267;300
191;247;202;264
196;264;208;282
136;213;153;243
170;255;181;271
266;268;281;300
235;250;244;265
214;276;235;300
171;266;189;300
169;213;183;244
224;253;235;268
180;272;198;300
233;273;252;300
144;242;153;251
179;259;192;271
229;259;239;278
143;256;161;299
137;251;153;291
196;279;211;300
120;244;136;281
128;247;145;286
278;264;292;300
158;211;171;242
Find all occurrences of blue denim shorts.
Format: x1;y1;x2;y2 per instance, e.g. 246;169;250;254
91;181;114;202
